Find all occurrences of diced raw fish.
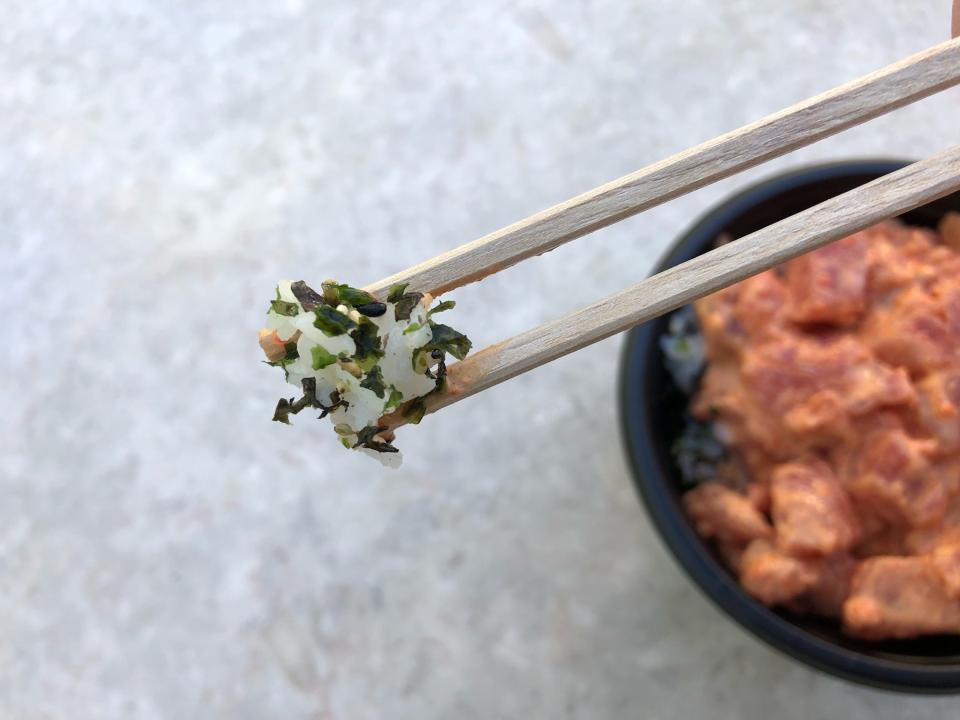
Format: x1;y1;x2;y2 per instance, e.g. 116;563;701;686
771;458;859;556
844;556;960;639
788;234;868;326
939;212;960;252
848;428;945;528
930;543;960;600
914;371;960;454
740;539;819;606
862;285;952;376
682;482;773;544
801;553;857;618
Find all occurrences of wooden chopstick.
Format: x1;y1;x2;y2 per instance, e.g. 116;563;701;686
382;145;960;428
365;38;960;298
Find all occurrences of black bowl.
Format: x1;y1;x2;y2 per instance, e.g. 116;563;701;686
619;160;960;693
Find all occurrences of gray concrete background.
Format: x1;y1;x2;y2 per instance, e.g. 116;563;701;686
3;1;959;718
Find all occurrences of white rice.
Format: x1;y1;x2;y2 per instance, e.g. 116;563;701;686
264;280;458;467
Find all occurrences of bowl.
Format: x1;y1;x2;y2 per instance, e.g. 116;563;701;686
618;159;960;693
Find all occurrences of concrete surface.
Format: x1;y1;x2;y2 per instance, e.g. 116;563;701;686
3;1;959;718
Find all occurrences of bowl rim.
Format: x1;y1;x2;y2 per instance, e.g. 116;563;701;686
617;158;960;693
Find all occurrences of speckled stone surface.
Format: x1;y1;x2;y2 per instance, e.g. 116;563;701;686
3;2;959;718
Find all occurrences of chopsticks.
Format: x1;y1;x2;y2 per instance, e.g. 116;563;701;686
391;145;960;426
366;38;960;298
367;38;960;428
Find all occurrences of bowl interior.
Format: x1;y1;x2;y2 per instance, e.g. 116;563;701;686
620;161;960;690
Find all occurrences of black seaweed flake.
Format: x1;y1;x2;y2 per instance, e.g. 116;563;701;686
273;380;353;425
424;348;447;390
272;398;296;424
359;365;386;398
424;322;472;360
394;292;424;321
290;281;325;311
352;425;398;453
316;390;349;419
363;439;399;453
350;319;384;371
272;378;319;424
352;425;381;446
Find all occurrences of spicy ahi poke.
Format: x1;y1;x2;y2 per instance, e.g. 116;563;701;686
668;213;960;640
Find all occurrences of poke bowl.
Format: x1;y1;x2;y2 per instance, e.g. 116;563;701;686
619;160;960;693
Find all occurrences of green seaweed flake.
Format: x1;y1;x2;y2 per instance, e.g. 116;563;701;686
270;300;300;316
311;345;338;370
427;300;455;317
313;305;357;336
